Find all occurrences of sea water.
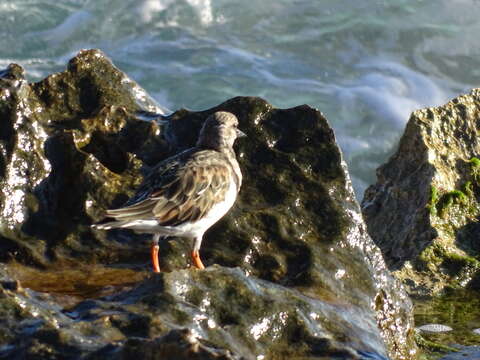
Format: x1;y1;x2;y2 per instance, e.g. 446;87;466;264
1;0;479;197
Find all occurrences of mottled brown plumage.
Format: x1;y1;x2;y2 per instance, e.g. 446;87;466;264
93;111;244;272
105;150;235;226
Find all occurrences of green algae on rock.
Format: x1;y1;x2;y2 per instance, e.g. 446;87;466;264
362;89;480;297
0;49;415;359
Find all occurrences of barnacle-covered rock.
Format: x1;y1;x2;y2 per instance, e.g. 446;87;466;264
362;89;480;296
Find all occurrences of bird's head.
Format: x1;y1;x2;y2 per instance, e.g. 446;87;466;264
197;111;246;150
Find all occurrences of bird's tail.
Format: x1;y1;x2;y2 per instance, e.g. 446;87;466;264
92;218;163;233
91;220;132;230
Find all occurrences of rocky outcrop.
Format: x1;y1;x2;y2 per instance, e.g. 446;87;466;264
0;49;416;359
362;89;480;296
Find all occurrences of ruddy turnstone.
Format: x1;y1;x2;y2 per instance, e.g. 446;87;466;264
93;111;245;272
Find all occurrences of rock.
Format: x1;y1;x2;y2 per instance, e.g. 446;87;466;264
89;329;240;360
0;49;416;359
362;89;480;296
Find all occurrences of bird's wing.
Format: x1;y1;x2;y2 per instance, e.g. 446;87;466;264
104;150;232;226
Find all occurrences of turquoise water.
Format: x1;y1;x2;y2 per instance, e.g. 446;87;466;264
1;0;479;196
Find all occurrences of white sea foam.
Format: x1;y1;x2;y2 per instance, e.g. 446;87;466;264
336;59;451;129
31;10;93;46
186;0;213;25
136;0;213;26
136;0;175;22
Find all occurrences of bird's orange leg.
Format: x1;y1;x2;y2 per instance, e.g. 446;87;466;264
191;250;205;270
151;234;160;273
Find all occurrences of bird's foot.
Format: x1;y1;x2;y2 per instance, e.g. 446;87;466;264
191;250;205;270
151;244;160;273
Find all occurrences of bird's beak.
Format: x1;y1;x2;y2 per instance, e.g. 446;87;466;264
236;129;247;138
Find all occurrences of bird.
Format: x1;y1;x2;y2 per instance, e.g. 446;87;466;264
93;111;245;272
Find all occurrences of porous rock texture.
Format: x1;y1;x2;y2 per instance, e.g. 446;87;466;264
0;49;416;359
362;89;480;296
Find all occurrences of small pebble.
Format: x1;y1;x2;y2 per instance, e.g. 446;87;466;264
416;324;453;333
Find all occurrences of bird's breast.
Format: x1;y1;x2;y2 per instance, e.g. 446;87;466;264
177;176;238;238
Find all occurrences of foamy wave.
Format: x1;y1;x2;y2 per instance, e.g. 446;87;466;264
136;0;214;26
186;0;213;25
335;58;451;129
136;0;174;23
30;10;93;46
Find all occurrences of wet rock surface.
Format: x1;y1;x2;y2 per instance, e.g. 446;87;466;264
0;49;415;359
362;89;480;297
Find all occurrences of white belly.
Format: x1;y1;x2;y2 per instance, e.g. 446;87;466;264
174;179;238;238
